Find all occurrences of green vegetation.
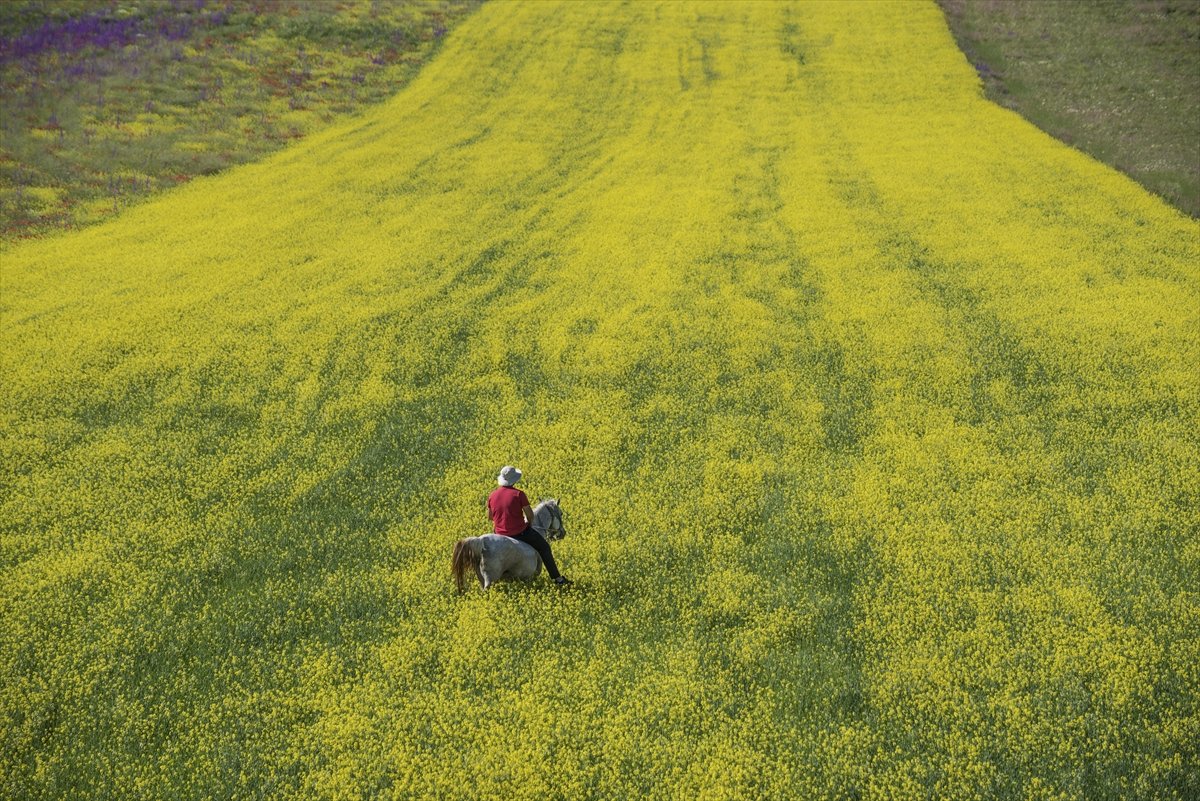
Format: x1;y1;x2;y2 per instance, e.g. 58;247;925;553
4;2;1198;798
0;0;479;244
939;0;1200;217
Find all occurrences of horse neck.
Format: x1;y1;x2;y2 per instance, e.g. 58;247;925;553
530;502;550;534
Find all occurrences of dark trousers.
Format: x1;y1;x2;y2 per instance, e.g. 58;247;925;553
513;527;562;580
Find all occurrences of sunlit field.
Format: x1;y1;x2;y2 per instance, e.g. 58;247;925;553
2;1;1197;798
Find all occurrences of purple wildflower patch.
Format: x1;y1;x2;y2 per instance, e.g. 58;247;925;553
0;13;144;61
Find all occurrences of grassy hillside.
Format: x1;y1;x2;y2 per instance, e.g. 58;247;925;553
2;1;1198;798
0;0;479;243
939;0;1200;217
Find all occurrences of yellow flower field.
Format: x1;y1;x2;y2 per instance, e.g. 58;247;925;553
2;1;1197;798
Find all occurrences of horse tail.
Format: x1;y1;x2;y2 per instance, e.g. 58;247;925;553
451;538;483;593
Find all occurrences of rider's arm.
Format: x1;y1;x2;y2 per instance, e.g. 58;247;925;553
522;504;535;527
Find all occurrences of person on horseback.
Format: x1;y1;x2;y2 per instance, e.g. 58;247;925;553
488;465;571;586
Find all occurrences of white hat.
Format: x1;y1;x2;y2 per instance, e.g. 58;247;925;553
497;465;522;487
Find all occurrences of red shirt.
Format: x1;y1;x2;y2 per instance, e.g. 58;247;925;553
488;486;529;535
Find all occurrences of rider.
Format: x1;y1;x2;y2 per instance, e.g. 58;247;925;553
488;465;570;586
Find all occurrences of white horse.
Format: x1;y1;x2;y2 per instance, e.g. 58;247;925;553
451;499;567;592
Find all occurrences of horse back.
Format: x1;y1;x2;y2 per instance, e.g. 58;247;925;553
478;534;541;579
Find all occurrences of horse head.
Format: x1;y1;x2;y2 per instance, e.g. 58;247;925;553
538;498;567;541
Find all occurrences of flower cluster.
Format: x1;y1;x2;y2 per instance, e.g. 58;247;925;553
2;1;1197;799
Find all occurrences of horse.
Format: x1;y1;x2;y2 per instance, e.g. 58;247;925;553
451;499;567;592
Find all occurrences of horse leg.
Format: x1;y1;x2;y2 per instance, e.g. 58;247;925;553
479;552;494;590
